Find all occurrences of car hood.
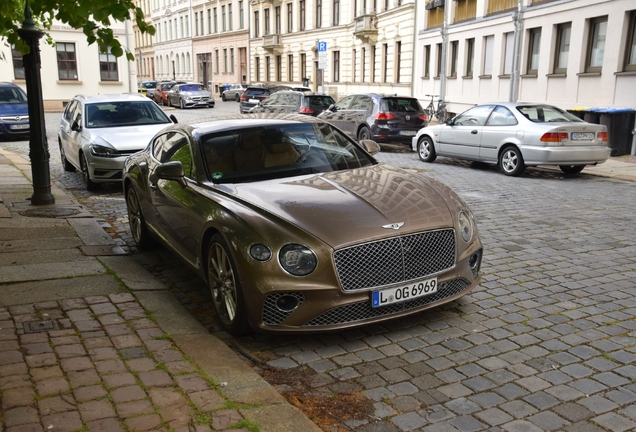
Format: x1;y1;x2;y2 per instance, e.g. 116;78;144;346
225;164;454;249
85;124;169;150
0;103;29;117
182;91;211;97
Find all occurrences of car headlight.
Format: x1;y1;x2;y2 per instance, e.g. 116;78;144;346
279;244;317;276
185;96;192;101
458;211;473;242
249;244;272;262
90;144;118;158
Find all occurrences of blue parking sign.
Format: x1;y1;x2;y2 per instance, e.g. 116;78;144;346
318;41;327;52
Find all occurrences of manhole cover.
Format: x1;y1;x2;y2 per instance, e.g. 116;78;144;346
21;208;81;218
24;320;59;333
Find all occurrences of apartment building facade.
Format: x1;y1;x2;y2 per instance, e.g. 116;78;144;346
152;0;195;82
249;0;416;100
0;21;136;111
414;0;636;115
134;0;157;83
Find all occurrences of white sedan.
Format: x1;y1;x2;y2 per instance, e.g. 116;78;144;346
412;103;611;176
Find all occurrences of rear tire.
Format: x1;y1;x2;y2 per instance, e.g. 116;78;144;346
358;126;371;141
417;136;437;162
126;186;154;249
499;146;525;177
559;165;585;174
222;93;227;102
235;94;240;102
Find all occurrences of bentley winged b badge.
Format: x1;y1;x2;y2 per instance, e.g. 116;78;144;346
382;222;405;230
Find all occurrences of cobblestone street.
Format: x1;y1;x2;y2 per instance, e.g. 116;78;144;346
2;106;635;431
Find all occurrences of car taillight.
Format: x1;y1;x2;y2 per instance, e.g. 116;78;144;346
597;131;608;141
419;114;428;121
240;94;248;101
540;132;568;142
299;107;314;114
375;112;396;120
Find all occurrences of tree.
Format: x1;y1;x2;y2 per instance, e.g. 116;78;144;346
0;0;154;59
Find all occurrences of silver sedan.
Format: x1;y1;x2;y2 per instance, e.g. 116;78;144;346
411;103;611;176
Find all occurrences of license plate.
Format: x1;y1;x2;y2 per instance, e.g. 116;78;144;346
10;124;29;130
249;99;259;103
399;130;417;136
371;277;438;308
571;132;594;141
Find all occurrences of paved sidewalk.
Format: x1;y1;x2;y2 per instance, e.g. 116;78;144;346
0;149;321;432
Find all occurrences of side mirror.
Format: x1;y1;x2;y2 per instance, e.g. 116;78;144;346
360;139;381;156
328;104;336;112
71;119;81;132
445;118;454;126
170;114;178;124
154;161;186;188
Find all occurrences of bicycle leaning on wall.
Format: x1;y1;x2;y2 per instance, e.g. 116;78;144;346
423;94;447;123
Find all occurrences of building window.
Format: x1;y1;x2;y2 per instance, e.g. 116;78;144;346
214;8;218;33
526;28;541;75
465;38;474;77
435;43;442;78
288;54;294;81
483;35;494;76
503;32;514;75
180;17;184;38
361;47;366;82
554;23;571;74
254;11;259;37
185;16;189;37
229;4;233;31
239;1;244;29
255;57;260;81
450;40;458;78
99;47;118;81
264;8;270;35
287;3;293;33
231;48;235;73
275;6;281;34
352;49;357;82
333;0;340;25
12;48;25;80
266;56;271;82
333;51;340;82
224;49;227;73
276;55;282;81
207;10;211;34
396;41;402;82
316;0;322;28
371;45;376;82
586;16;607;73
423;45;430;78
194;12;199;36
57;42;78;80
300;53;306;80
383;43;389;83
222;6;226;32
625;11;636;71
299;0;306;31
215;50;219;73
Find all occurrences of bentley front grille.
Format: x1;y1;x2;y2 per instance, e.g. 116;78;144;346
262;292;305;325
334;229;456;292
303;278;468;327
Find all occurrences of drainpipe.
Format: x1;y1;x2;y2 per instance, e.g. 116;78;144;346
411;0;418;98
439;3;448;102
631;116;636;156
125;19;132;93
509;0;523;102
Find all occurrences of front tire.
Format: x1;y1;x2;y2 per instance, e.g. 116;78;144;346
417;136;437;162
126;186;154;249
499;146;526;176
559;165;585;174
59;140;76;172
207;234;250;335
79;153;99;191
180;98;186;109
358;126;371;141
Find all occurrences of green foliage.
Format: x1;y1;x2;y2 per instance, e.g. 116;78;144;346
0;0;155;60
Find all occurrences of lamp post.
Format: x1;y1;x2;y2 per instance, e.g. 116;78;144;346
17;2;54;205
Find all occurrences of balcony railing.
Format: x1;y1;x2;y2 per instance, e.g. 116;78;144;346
263;34;282;49
454;0;477;22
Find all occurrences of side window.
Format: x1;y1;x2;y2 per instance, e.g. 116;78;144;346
152;133;172;161
289;94;301;107
334;95;354;110
63;101;77;122
168;142;194;179
350;96;373;110
262;94;279;106
486;106;518;126
454;105;495;126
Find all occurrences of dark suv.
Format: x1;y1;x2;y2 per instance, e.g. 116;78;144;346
239;84;312;114
249;91;335;116
317;93;427;143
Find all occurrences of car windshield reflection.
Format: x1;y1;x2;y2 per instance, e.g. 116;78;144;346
85;101;171;128
201;123;376;184
0;87;28;104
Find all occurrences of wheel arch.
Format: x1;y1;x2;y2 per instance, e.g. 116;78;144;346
497;142;522;160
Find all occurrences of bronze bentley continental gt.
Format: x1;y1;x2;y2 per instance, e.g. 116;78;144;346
123;114;483;335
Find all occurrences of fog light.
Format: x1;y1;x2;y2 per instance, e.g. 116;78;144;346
276;295;299;312
469;250;482;276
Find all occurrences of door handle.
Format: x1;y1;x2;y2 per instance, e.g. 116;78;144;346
471;130;478;134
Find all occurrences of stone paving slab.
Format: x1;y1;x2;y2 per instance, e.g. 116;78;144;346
0;260;106;284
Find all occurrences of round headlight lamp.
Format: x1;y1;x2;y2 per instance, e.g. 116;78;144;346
458;211;473;242
279;244;317;276
249;244;272;262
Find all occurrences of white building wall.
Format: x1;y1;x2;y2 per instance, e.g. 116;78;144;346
152;0;194;82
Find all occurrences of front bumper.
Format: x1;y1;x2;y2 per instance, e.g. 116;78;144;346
84;153;134;183
0;123;30;138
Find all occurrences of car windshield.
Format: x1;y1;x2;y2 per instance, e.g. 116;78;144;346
306;96;335;108
246;88;270;97
141;82;157;89
383;98;423;112
516;105;583;123
0;87;27;104
180;84;202;92
200;123;376;184
85;101;171;128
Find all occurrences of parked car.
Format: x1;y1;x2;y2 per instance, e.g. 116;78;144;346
122;114;483;334
58;94;175;190
318;93;428;143
411;102;611;176
153;81;184;106
166;83;215;109
221;83;248;102
249;91;335;116
138;81;158;98
0;82;29;140
239;85;312;113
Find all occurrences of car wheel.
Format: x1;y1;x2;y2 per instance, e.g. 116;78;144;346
499;146;526;176
222;93;226;102
207;234;250;335
235;94;240;102
358;126;371;141
126;186;154;249
559;165;585;174
59;140;76;172
417;136;437;163
79;153;99;191
180;98;186;109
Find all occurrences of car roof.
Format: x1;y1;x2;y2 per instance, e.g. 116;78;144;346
76;93;153;104
171;113;327;136
272;90;332;97
0;82;23;89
